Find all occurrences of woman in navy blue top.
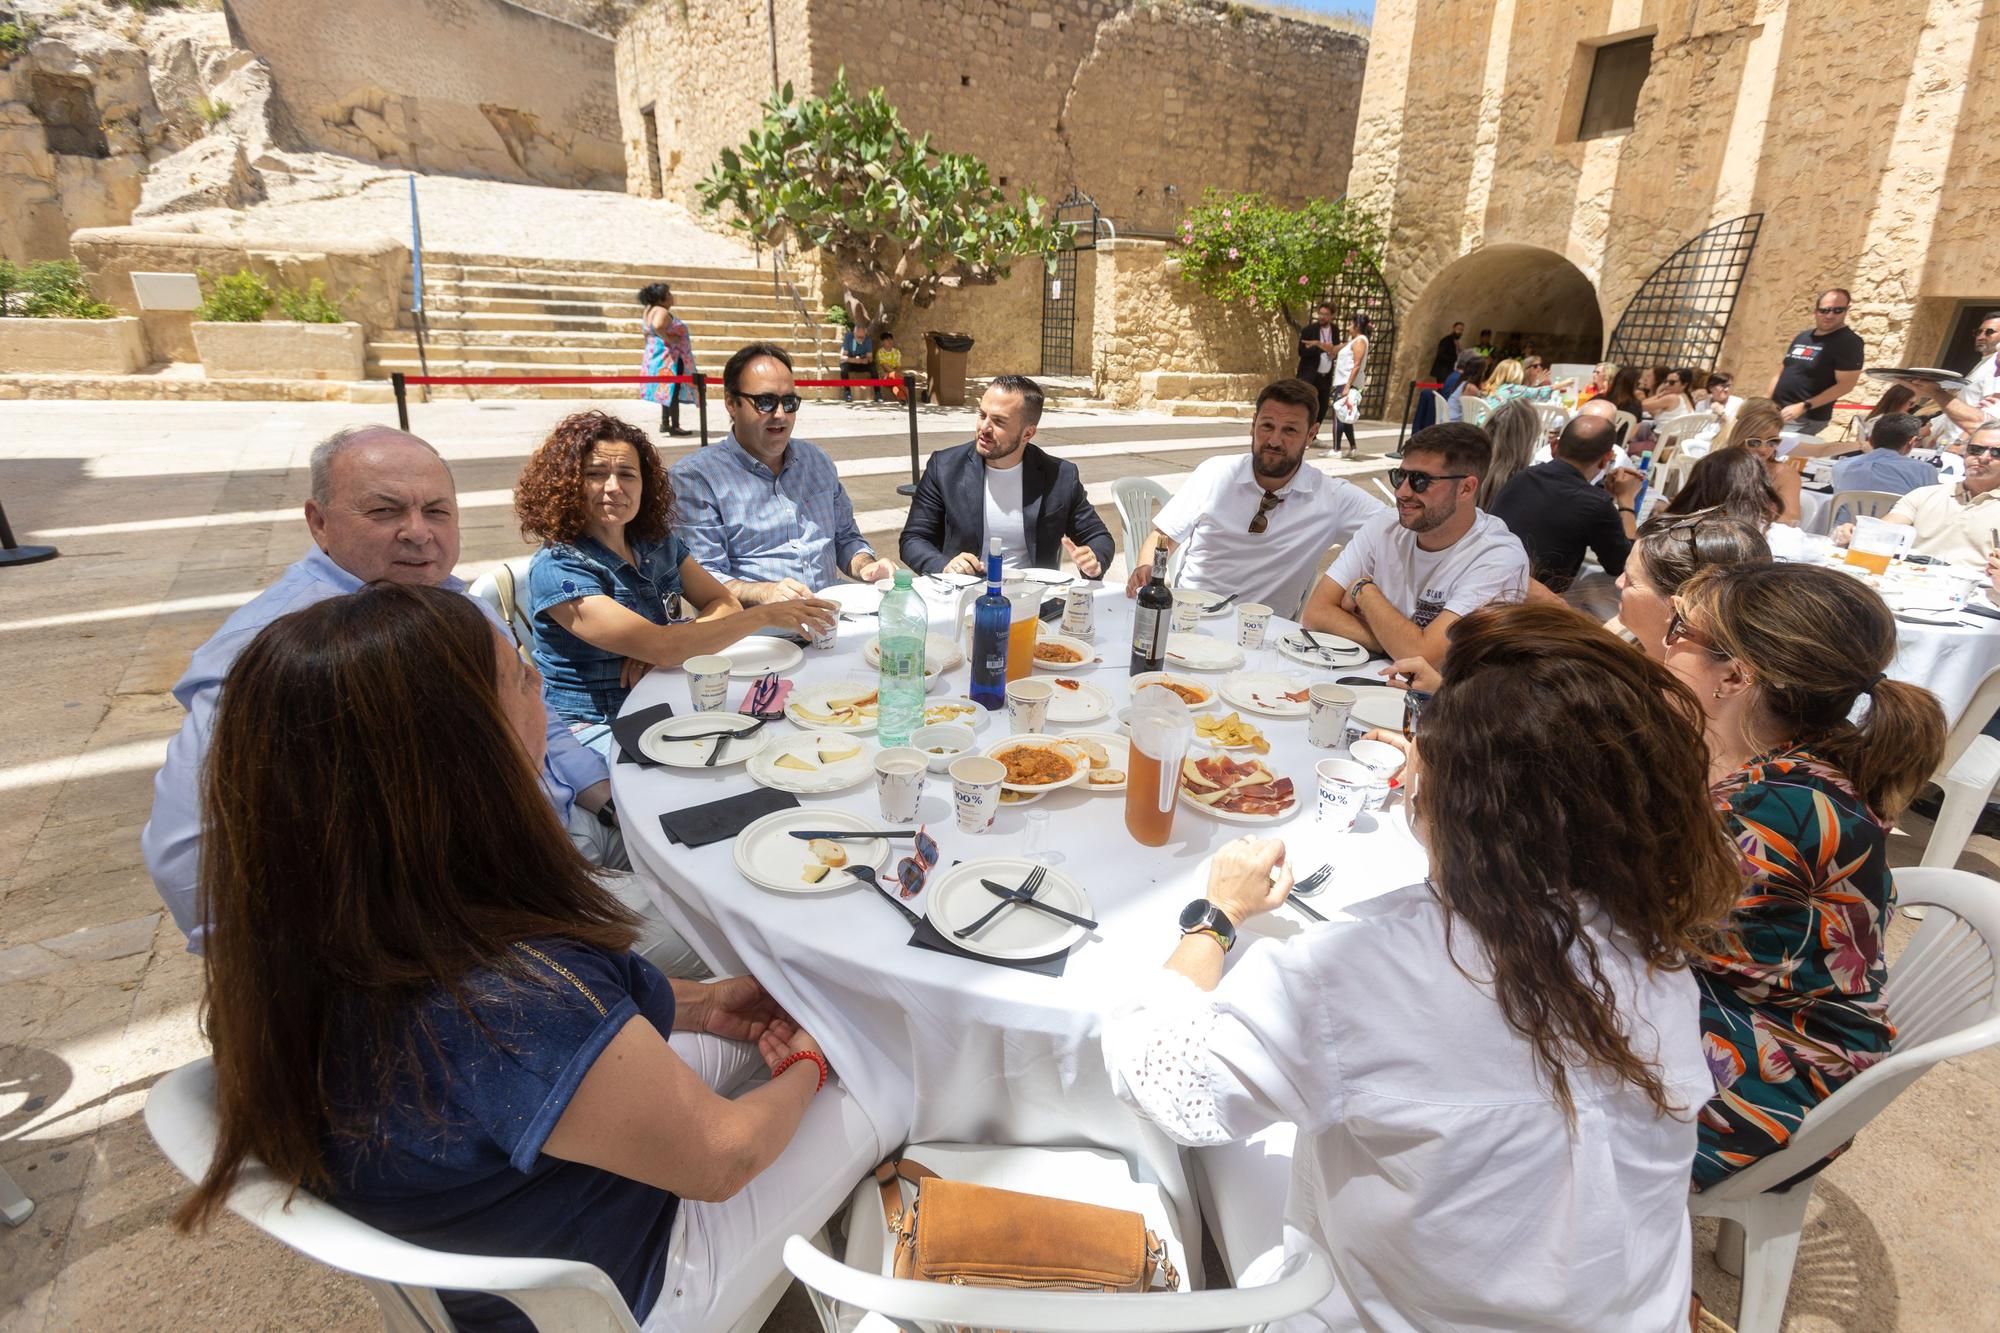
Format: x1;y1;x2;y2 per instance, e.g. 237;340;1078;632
173;583;878;1331
515;411;836;748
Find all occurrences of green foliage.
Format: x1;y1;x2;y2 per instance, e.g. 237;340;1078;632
196;268;273;323
1173;190;1386;329
0;19;41;58
194;93;232;129
274;278;351;324
697;71;1061;328
0;259;116;318
822;304;853;329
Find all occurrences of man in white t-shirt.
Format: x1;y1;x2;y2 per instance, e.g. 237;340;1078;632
1901;311;2000;447
1303;421;1530;662
1126;377;1379;614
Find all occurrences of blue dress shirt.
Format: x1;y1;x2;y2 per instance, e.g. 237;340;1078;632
668;432;873;588
140;546;608;954
528;534;689;725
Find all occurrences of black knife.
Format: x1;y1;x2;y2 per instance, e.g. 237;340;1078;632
979;879;1099;930
786;830;919;840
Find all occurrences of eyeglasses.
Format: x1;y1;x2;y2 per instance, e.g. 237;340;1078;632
1966;443;2000;459
1248;490;1287;534
1664;603;1730;660
892;825;940;899
1388;467;1471;495
1816;305;1849;315
735;391;802;415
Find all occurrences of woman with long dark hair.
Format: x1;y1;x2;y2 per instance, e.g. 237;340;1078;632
1106;602;1740;1329
1665;564;1944;1186
638;282;695;437
1618;507;1772;659
1660;443;1806;544
174;583;876;1331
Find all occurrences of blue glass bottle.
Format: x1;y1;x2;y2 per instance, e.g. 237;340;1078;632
969;537;1010;710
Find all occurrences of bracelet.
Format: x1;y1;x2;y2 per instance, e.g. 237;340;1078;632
1618;505;1638;515
772;1049;829;1093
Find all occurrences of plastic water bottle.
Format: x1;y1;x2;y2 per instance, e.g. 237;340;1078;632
877;568;928;747
969;537;1010;710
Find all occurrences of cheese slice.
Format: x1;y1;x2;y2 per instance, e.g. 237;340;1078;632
817;740;862;764
800;862;831;884
774;752;818;773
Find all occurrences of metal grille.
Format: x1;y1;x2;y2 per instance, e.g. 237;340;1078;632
1607;214;1763;371
1041;192;1099;376
1316;255;1398;420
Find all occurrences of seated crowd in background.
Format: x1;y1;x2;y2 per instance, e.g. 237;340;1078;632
1837;420;2000;566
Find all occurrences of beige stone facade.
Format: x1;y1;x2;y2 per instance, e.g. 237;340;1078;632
191;319;366;381
1351;0;2000;403
0;315;148;372
1090;238;1289;407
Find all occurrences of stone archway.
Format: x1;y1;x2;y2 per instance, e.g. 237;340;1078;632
1401;245;1604;383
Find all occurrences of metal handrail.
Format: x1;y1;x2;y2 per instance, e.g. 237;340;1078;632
769;244;828;380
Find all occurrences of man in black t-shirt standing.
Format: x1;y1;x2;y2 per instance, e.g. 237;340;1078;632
1429;322;1464;381
1767;287;1865;435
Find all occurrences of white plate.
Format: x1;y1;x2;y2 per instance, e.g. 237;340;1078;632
1176;587;1235;618
864;632;965;673
634;713;767;768
720;635;806;679
922;696;991;731
1030;632;1095;671
1178;757;1301;825
785;680;881;732
1045;677;1112;724
1060;731;1131;793
1275;630;1368;670
983;734;1090;793
733;808;890;894
1191;712;1270;753
1219;671;1313;718
1165;633;1245;672
1129;671;1216;709
1348;686;1407;733
998;788;1047;807
746;730;876;794
814;580;891;615
924;858;1092;959
1017;568;1075;587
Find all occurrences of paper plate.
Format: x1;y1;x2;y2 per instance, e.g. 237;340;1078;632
863;632;965;673
922;696;991;731
1347;686;1408;733
746;730;876;794
814;581;891;615
785;681;881;732
1218;671;1313;718
1030;633;1095;671
924;858;1092;959
720;635;805;679
1017;568;1075;587
1165;633;1245;673
1275;630;1368;671
1045;677;1112;724
634;713;767;768
1129;671;1216;709
1059;731;1131;794
983;734;1090;793
1175;587;1235;619
733;808;890;895
1178;756;1301;825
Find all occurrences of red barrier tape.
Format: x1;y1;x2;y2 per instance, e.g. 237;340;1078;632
1416;381;1442;390
796;378;906;388
397;374;906;388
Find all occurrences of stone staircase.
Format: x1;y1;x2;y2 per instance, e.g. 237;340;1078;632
367;252;835;399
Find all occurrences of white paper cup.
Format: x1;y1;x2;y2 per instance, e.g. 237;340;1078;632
684;654;733;712
810;616;839;651
1236;602;1273;650
1006;677;1053;733
1308;683;1356;749
950;754;1006;833
874;748;927;823
1315;758;1372;832
1348;737;1403;810
1062;584;1095;639
1171;591;1204;633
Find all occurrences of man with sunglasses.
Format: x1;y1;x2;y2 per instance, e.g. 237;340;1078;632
1125;377;1377;613
1898;311;2000;447
1768;288;1864;435
1835;422;2000;566
671;342;896;603
1301;422;1529;663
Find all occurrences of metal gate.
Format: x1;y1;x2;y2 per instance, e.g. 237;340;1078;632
1315;254;1398;420
1607;214;1763;370
1041;191;1099;377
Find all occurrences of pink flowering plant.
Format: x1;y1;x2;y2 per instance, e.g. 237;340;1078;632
1175;190;1385;331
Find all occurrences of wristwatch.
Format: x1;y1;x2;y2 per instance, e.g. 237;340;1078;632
1348;575;1377;600
1178;899;1238;953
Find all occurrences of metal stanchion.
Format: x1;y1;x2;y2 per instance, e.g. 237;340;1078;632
897;373;921;497
695;373;710;447
392;372;410;431
0;500;57;568
1394;380;1416;454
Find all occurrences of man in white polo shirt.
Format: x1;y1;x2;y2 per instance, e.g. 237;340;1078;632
1125;377;1377;613
1302;421;1529;663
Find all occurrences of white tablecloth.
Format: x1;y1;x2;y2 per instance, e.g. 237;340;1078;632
610;582;1429;1258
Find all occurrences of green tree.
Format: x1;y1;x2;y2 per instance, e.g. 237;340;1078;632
1174;190;1386;331
196;268;273;323
698;72;1060;331
0;259;115;318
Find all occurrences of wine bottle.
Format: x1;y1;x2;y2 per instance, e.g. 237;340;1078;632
1130;546;1172;675
969;538;1009;709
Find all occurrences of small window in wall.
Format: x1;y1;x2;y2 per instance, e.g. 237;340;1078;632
640;103;664;199
1575;35;1653;141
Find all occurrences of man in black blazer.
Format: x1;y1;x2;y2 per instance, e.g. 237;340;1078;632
1428;321;1464;381
1296;301;1338;436
899;375;1115;578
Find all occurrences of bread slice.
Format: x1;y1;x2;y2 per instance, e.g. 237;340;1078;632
1088;768;1125;786
808;839;849;868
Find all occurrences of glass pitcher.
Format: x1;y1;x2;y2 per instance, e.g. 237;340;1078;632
1125;684;1193;847
1003;581;1042;680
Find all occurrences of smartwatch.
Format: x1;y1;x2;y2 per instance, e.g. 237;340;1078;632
1178;899;1238;953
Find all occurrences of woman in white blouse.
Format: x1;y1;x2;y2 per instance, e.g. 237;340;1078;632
1104;602;1740;1332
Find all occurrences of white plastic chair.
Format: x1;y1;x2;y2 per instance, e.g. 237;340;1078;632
1459;394;1492;427
1611;409;1639;449
1919;665;2000;871
0;1163;31;1226
468;554;538;654
1826;488;1900;528
144;1058;791;1333
1424;390;1449;423
1111;477;1187;584
1690;867;2000;1333
785;1141;1334;1332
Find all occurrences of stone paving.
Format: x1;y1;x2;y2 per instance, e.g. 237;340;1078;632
0;398;1994;1332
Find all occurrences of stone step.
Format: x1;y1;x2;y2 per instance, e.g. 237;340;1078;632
1161;400;1256;418
415;268;783;299
406;292;809;321
421;253;766;283
387;320;810;348
407;306;805;334
368;339;834;368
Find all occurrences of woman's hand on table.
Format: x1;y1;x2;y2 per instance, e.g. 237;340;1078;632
1205;836;1294;925
1381;655;1441;695
753;596;837;638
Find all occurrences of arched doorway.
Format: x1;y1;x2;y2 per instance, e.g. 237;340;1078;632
1402;245;1604;381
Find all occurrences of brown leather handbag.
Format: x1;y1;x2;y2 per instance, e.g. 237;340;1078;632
874;1157;1180;1292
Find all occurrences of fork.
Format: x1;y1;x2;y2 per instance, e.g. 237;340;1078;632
953;865;1049;939
700;718;766;768
1289;864;1332;923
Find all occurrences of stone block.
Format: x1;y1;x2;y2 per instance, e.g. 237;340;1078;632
0;317;150;373
191;321;367;381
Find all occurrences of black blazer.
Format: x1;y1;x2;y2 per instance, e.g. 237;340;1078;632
1296;323;1338;380
898;441;1115;576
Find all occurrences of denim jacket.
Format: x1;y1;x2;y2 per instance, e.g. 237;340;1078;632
528;534;689;724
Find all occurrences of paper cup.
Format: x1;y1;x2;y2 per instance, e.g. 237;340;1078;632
1307;683;1355;749
1348;737;1403;810
874;748;927;823
1236;602;1273;650
1062;584;1095;639
1006;677;1053;733
950;754;1006;833
684;654;733;712
810;616;839;651
1315;758;1372;832
1171;591;1204;633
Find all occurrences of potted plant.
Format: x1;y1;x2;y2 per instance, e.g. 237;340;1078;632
191;269;366;380
0;259;149;373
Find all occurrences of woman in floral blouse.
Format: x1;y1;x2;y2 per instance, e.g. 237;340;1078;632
1664;563;1944;1187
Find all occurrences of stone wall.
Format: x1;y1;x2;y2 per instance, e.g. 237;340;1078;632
1351;0;2000;400
223;0;624;190
1090;238;1290;408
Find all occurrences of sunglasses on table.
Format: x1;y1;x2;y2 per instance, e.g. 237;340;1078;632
892;825;940;899
1664;603;1730;660
1387;468;1472;494
735;391;803;415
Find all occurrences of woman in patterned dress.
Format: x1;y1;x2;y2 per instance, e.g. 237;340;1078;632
638;282;696;437
1663;563;1944;1187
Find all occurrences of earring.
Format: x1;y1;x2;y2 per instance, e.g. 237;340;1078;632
1713;688;1724;699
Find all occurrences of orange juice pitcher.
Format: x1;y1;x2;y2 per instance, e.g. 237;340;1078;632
1004;581;1041;680
1126;685;1193;846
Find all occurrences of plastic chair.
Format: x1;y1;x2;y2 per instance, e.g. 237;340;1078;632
1459;394;1492;427
785;1141;1335;1332
1826;489;1900;528
1919;664;2000;871
144;1058;791;1333
1425;390;1450;424
1611;410;1638;448
468;555;538;655
0;1163;31;1226
1690;867;2000;1333
1111;477;1173;581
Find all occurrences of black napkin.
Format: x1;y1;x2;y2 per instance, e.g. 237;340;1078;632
658;787;799;848
908;917;1069;976
611;701;676;768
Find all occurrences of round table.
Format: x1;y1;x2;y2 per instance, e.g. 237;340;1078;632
610;581;1429;1257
